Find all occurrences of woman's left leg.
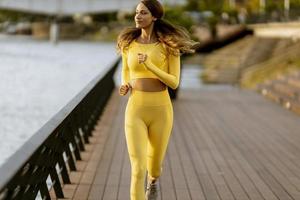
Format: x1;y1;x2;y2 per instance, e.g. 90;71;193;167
147;103;173;179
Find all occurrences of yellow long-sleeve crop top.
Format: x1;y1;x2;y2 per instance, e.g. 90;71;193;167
121;40;180;89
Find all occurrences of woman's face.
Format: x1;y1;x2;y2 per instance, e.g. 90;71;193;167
135;3;156;29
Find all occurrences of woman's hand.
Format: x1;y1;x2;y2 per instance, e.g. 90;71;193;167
138;53;147;64
119;83;131;96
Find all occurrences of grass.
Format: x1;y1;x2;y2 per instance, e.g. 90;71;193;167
240;58;300;89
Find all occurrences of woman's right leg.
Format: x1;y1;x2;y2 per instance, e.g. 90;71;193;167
125;103;148;200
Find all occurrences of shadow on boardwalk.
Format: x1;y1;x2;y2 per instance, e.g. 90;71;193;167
52;86;300;200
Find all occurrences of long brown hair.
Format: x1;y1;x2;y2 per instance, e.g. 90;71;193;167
117;0;198;55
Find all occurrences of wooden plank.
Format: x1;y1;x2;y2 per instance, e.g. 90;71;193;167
171;120;206;200
177;102;251;200
89;100;123;199
117;148;130;200
188;103;267;200
116;98;131;200
180;89;300;200
167;131;191;199
225;91;300;198
101;121;124;199
176;102;235;200
159;150;177;200
208;90;294;200
246;103;300;167
183;95;277;200
172;100;221;200
224;100;300;199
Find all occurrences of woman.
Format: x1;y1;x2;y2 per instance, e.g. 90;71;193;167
117;0;196;199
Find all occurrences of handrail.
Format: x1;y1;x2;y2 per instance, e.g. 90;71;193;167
0;57;120;200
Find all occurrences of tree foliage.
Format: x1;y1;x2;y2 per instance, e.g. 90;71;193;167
200;0;225;15
163;5;194;31
0;9;51;22
185;0;200;11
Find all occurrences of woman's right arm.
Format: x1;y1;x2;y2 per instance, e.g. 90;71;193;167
121;51;130;85
119;51;131;96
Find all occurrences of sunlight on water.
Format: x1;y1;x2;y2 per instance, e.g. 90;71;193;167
0;36;117;166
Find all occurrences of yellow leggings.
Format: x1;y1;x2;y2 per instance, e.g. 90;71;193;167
124;89;173;200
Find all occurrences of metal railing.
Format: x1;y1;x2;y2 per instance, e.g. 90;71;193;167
0;57;120;200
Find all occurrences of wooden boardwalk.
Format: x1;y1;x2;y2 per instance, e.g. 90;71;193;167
52;87;300;200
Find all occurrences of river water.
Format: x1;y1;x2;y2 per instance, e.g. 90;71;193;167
0;35;118;166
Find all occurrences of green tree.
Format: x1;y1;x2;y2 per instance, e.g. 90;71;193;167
185;0;200;11
246;0;260;14
0;9;49;22
164;5;194;31
199;0;225;39
200;0;225;15
266;0;283;12
291;0;300;8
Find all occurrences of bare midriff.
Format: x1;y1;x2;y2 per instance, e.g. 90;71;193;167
130;78;166;92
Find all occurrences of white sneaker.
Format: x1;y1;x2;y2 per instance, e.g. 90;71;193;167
145;180;158;200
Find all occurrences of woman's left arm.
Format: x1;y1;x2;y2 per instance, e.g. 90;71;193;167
143;52;180;89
